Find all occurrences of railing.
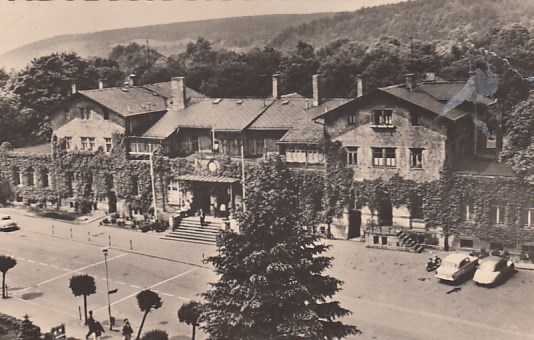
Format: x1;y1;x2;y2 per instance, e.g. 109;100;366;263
365;219;402;234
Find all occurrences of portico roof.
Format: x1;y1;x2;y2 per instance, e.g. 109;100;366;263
175;174;240;183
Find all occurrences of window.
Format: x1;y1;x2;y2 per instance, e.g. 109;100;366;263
81;137;96;151
66;172;74;197
461;199;474;222
105;138;112;152
410;111;421;126
385;148;396;167
131;176;139;196
191;136;199;152
307;146;324;164
103;110;109;120
489;205;505;225
167;179;181;204
348;113;357;125
410;148;423;168
26;167;35;186
372;148;396;167
65;137;73;150
460;239;474;248
346;147;358;165
12;167;20;186
372;109;393;126
41;169;49;187
521;201;534;228
286;145;307;163
79;107;91;120
410;196;424;219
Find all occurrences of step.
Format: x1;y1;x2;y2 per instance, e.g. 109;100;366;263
160;235;215;245
168;229;219;238
163;232;217;243
174;224;221;233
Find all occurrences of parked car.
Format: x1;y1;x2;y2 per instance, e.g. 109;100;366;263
436;253;478;282
0;218;19;232
473;256;515;286
0;214;11;220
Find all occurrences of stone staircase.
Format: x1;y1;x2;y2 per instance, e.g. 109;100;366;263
396;229;424;253
160;216;223;245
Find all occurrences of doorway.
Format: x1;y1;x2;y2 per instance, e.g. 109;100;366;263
378;200;393;226
348;209;361;238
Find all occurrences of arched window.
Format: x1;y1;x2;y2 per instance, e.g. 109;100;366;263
27;167;35;186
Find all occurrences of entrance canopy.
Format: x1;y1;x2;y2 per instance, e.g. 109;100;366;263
175;174;240;183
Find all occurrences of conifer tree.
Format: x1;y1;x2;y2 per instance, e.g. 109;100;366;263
202;155;360;339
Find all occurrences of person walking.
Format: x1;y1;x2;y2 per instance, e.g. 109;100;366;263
122;319;134;340
93;321;105;340
85;311;96;340
199;208;205;226
219;203;227;218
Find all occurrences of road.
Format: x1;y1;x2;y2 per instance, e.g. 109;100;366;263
1;207;534;339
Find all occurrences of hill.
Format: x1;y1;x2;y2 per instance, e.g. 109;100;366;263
271;0;534;50
0;13;331;70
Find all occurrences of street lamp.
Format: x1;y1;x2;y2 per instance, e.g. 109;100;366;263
102;247;113;330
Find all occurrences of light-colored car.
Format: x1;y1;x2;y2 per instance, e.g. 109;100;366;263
473;256;515;286
436;253;478;282
0;215;19;232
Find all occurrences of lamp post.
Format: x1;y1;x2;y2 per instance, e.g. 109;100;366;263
102;247;113;330
148;152;158;221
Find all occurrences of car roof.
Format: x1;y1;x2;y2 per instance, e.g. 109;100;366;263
443;253;472;264
479;256;503;268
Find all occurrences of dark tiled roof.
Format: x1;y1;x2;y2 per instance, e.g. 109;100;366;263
419;82;467;101
142;98;274;138
278;99;348;144
143;82;206;104
381;85;469;121
249;98;311;130
79;87;168;117
453;157;515;177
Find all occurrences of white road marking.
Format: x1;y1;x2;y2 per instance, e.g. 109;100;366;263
115;281;126;285
129;284;140;289
38;262;48;266
18;257;25;261
161;292;174;297
177;296;191;301
95;267;198;312
17;253;128;293
27;259;36;263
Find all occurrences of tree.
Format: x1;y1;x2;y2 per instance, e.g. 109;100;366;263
280;41;320;96
201;155;360;339
17;314;40;340
108;42;163;77
0;255;16;298
135;289;163;340
68;274;96;324
141;329;168;340
177;301;202;340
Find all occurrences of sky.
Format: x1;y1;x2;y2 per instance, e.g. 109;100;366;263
0;0;404;55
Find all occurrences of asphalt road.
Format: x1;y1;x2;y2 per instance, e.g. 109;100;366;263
1;208;534;340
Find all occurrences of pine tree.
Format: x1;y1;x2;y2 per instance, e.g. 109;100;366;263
202;155;360;339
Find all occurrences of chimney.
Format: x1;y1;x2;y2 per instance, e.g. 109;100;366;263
272;74;280;99
98;79;104;90
71;82;77;94
405;73;416;91
129;74;137;86
171;76;186;110
312;74;320;107
356;74;364;98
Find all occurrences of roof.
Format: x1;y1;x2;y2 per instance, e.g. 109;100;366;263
249;98;311;130
443;253;475;264
143;82;206;105
142;98;274;138
278;99;349;144
175;174;239;183
454;157;515;177
419;82;468;101
79;87;168;117
381;85;469;121
12;143;51;154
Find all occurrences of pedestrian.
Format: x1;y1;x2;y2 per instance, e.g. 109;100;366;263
85;311;96;340
199;208;205;226
94;321;105;340
122;319;134;340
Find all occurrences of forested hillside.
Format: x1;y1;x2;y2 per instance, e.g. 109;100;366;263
271;0;534;50
0;13;331;70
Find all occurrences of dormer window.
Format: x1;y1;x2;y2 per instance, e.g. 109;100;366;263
372;109;393;127
80;107;91;120
348;113;356;125
410;111;421;126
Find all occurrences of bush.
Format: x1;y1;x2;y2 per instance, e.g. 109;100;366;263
141;223;151;233
151;220;168;233
424;233;439;246
480;248;489;257
491;249;501;256
37;210;79;221
141;329;168;340
519;252;529;261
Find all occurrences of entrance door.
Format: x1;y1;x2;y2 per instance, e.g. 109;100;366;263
107;191;117;213
348;209;361;238
192;183;211;214
378;200;393;226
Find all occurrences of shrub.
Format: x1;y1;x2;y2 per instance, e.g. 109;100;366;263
37;210;79;221
424;233;439;246
519;251;529;261
491;249;501;256
141;223;151;233
480;248;489;257
141;329;168;340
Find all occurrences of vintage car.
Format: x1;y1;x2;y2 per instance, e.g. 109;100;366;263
435;253;478;282
473;256;515;286
0;215;19;232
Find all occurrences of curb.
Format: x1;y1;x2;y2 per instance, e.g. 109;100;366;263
24;229;211;269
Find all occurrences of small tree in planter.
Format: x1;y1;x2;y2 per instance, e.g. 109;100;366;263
135;290;163;340
177;301;202;340
0;255;17;298
69;274;96;324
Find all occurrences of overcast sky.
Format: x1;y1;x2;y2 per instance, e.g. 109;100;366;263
0;0;403;55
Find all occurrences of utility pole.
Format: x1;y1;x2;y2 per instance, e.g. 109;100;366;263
149;152;158;221
241;141;246;212
102;248;113;330
146;40;150;65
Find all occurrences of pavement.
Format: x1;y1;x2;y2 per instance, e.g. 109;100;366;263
2;206;534;340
